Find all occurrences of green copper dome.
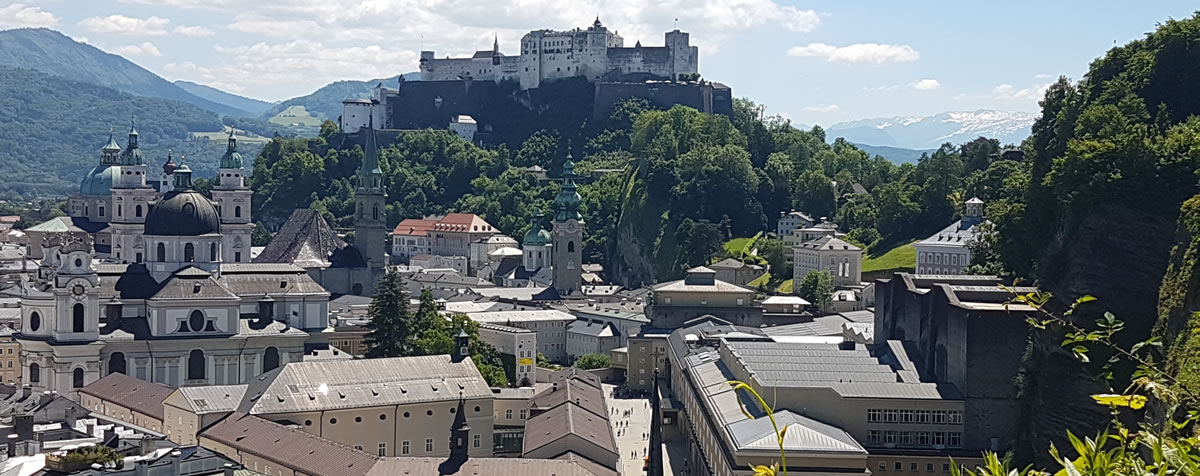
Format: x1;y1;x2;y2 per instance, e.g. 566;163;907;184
553;160;582;222
523;213;551;246
119;122;144;166
80;165;118;196
219;130;244;169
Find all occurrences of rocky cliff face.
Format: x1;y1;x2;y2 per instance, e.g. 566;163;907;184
1156;196;1200;399
1017;202;1180;464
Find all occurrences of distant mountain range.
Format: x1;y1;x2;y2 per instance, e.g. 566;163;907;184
0;28;254;117
848;143;934;164
175;80;275;115
827;110;1036;150
264;72;422;121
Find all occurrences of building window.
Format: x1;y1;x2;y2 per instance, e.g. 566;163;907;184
187;349;205;380
234;252;241;262
73;368;84;388
943;464;951;472
928;463;935;472
188;310;205;332
933;432;946;446
916;410;930;423
911;463;919;472
737;298;744;306
99;206;105;217
235;206;242;218
879;462;887;472
917;431;930;445
156;243;166;261
884;409;898;423
109;352;126;375
401;441;410;455
949;433;962;447
505;409;512;420
868;430;881;444
900;410;914;423
425;438;434;453
884;431;896;445
867;409;882;423
663;296;671;305
519;409;527;419
263;347;280;372
184;243;195;262
136;205;143;218
29;363;39;383
472;434;481;448
353;445;362;451
933;410;946;424
378;442;387;456
948;410;962;424
29;311;40;332
209;243;217;261
896;462;903;471
900;431;913;446
73;303;85;333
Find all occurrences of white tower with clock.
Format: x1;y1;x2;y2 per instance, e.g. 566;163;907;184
18;234;104;398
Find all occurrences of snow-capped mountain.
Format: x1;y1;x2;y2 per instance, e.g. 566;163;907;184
827;110;1036;149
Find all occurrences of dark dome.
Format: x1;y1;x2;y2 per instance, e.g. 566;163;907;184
145;190;221;236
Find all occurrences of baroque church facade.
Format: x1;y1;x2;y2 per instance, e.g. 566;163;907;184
16;123;385;397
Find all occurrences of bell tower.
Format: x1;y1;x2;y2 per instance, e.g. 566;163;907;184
354;114;388;271
111;121;157;263
551;157;584;296
212;130;254;263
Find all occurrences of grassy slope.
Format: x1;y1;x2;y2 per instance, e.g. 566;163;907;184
863;240;917;273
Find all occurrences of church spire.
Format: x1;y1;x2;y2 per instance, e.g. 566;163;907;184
358;114;383;186
493;33;499;54
121;118;144;166
219;129;244;169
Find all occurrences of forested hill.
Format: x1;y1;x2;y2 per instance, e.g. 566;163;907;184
0;28;250;117
965;12;1200;465
0;66;234;198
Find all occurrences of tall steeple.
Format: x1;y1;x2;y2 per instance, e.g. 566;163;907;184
551;151;584;296
493;33;499;54
120;119;144;166
213;128;253;263
354;112;388;272
219;129;244;169
100;130;121;165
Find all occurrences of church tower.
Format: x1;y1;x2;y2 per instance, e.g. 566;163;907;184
551;158;584;296
211;130;254;263
354;115;388;270
110;121;157;263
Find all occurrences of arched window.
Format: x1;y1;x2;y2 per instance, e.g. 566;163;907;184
109;352;126;375
156;242;166;261
372;204;379;220
184;243;195;262
135;205;143;218
73;368;84;388
29;364;39;383
29;311;40;332
234;206;242;218
209;243;217;261
188;310;204;332
187;350;205;381
73;303;85;333
263;347;280;372
567;241;575;253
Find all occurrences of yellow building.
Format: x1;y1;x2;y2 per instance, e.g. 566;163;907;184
0;325;19;385
78;372;174;433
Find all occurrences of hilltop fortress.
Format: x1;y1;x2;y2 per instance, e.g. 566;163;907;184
419;17;699;90
341;19;728;140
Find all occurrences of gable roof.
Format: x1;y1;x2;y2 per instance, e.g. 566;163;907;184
523;402;617;459
728;410;866;453
529;378;607;419
256;209;364;268
238;355;492;415
797;235;862;251
78;373;174;420
171;385;248;414
200;413;378;476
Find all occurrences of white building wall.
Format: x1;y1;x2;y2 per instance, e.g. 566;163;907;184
915;246;971;275
341;103;373;132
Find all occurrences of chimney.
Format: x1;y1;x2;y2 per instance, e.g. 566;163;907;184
103;427;116;447
20;385;30;400
169;450;182;474
134;460;149;476
257;296;275;324
6;434;16;457
838;340;856;351
223;463;237;476
139;436;156;456
14;414;32;441
85;423;95;438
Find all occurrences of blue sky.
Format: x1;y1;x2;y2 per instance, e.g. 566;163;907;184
2;1;1196;125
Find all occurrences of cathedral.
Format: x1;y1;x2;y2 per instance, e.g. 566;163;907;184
15;123;385;397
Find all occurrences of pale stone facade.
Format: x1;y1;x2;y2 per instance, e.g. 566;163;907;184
793;236;864;288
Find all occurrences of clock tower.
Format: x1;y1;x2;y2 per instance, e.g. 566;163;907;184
551;158;584;296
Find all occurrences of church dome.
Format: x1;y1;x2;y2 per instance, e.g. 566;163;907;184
79;165;119;197
523;227;552;246
219;131;243;169
145;178;220;236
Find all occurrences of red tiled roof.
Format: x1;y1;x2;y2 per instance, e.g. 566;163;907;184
530;379;607;419
78;373;174;420
391;219;437;236
200;413;378;476
523;403;618;458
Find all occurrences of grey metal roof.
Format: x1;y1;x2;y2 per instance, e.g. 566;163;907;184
239;354;492;415
218;270;329;297
728;410;866;453
173;385;248;414
916;219;988;248
150;269;239;301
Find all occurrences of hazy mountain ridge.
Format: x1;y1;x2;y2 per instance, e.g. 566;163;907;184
175;80;275;115
0;28;251;117
263;72;422;121
828;110;1036;149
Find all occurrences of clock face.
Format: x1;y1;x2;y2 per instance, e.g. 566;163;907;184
72;284;85;296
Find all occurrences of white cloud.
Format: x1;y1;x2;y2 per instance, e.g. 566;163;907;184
787;42;919;64
173;25;214;36
0;3;59;29
912;79;940;90
802;104;839;113
776;6;821;32
1033;73;1052;79
79;15;170;35
992;83;1049;100
115;41;163;57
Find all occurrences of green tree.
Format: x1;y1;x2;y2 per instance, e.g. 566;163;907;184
675;218;724;271
757;237;790;280
575;353;611;370
791;170;835;219
251;222;272;246
797;270;834;312
363;271;412;358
